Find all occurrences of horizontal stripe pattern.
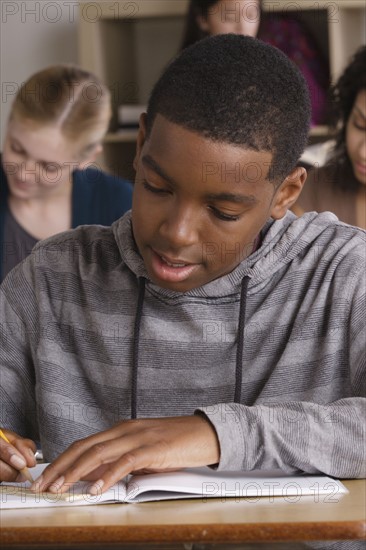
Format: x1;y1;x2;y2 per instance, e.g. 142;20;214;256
1;212;365;477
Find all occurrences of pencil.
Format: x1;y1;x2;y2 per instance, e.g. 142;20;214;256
0;429;34;483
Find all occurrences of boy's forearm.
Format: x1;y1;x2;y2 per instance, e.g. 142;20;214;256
199;397;366;478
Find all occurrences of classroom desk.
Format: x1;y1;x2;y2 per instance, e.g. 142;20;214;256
0;479;365;548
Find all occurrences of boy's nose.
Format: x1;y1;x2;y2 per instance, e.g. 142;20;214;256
160;207;199;249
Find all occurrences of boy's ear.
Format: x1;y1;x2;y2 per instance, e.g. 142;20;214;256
270;167;307;220
133;113;147;171
78;144;103;170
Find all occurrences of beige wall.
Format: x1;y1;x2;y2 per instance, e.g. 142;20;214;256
0;1;79;145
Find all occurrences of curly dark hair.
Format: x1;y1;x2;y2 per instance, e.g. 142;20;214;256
146;34;311;185
328;45;366;192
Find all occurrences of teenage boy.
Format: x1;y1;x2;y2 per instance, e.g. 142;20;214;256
0;35;364;496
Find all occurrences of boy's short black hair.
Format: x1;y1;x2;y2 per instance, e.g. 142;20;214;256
146;34;311;185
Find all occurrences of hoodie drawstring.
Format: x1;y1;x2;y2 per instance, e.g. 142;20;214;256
234;276;250;403
131;274;250;418
131;277;145;419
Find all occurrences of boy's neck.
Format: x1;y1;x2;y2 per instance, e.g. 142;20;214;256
252;233;262;254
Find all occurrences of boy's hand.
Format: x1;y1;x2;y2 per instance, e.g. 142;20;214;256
31;415;220;495
0;430;37;482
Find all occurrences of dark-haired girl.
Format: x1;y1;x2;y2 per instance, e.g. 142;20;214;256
294;46;366;228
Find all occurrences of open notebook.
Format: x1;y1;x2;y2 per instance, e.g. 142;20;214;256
0;463;348;509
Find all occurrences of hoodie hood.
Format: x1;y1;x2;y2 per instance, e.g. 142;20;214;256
112;210;340;299
113;208;345;418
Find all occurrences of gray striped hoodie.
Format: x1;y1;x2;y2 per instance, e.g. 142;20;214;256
1;211;365;477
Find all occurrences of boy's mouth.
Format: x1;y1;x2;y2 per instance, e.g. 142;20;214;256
160;256;188;268
150;249;199;284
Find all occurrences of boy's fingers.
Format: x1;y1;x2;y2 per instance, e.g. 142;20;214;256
1;430;37;462
33;416;220;493
37;428;161;493
37;421;153;489
88;446;160;495
37;436;138;493
0;438;26;468
45;445;155;496
12;439;37;467
0;459;26;482
0;433;37;482
0;460;18;482
34;425;135;492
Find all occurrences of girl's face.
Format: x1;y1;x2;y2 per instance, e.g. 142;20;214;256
346;89;366;185
197;0;260;38
2;117;96;200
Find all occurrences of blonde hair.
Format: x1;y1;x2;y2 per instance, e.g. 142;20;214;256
10;65;111;155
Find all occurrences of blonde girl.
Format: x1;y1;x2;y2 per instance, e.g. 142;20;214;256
1;65;132;282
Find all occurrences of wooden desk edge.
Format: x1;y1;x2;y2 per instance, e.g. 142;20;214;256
1;520;365;546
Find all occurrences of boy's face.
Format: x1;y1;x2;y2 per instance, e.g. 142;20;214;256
132;115;293;292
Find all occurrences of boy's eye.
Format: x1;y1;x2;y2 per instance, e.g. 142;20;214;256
209;206;240;222
142;180;169;195
353;122;366;131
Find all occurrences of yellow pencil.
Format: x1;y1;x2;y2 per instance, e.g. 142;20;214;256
0;429;34;483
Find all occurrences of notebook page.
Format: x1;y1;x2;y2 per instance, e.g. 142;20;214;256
0;464;128;509
128;467;348;503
